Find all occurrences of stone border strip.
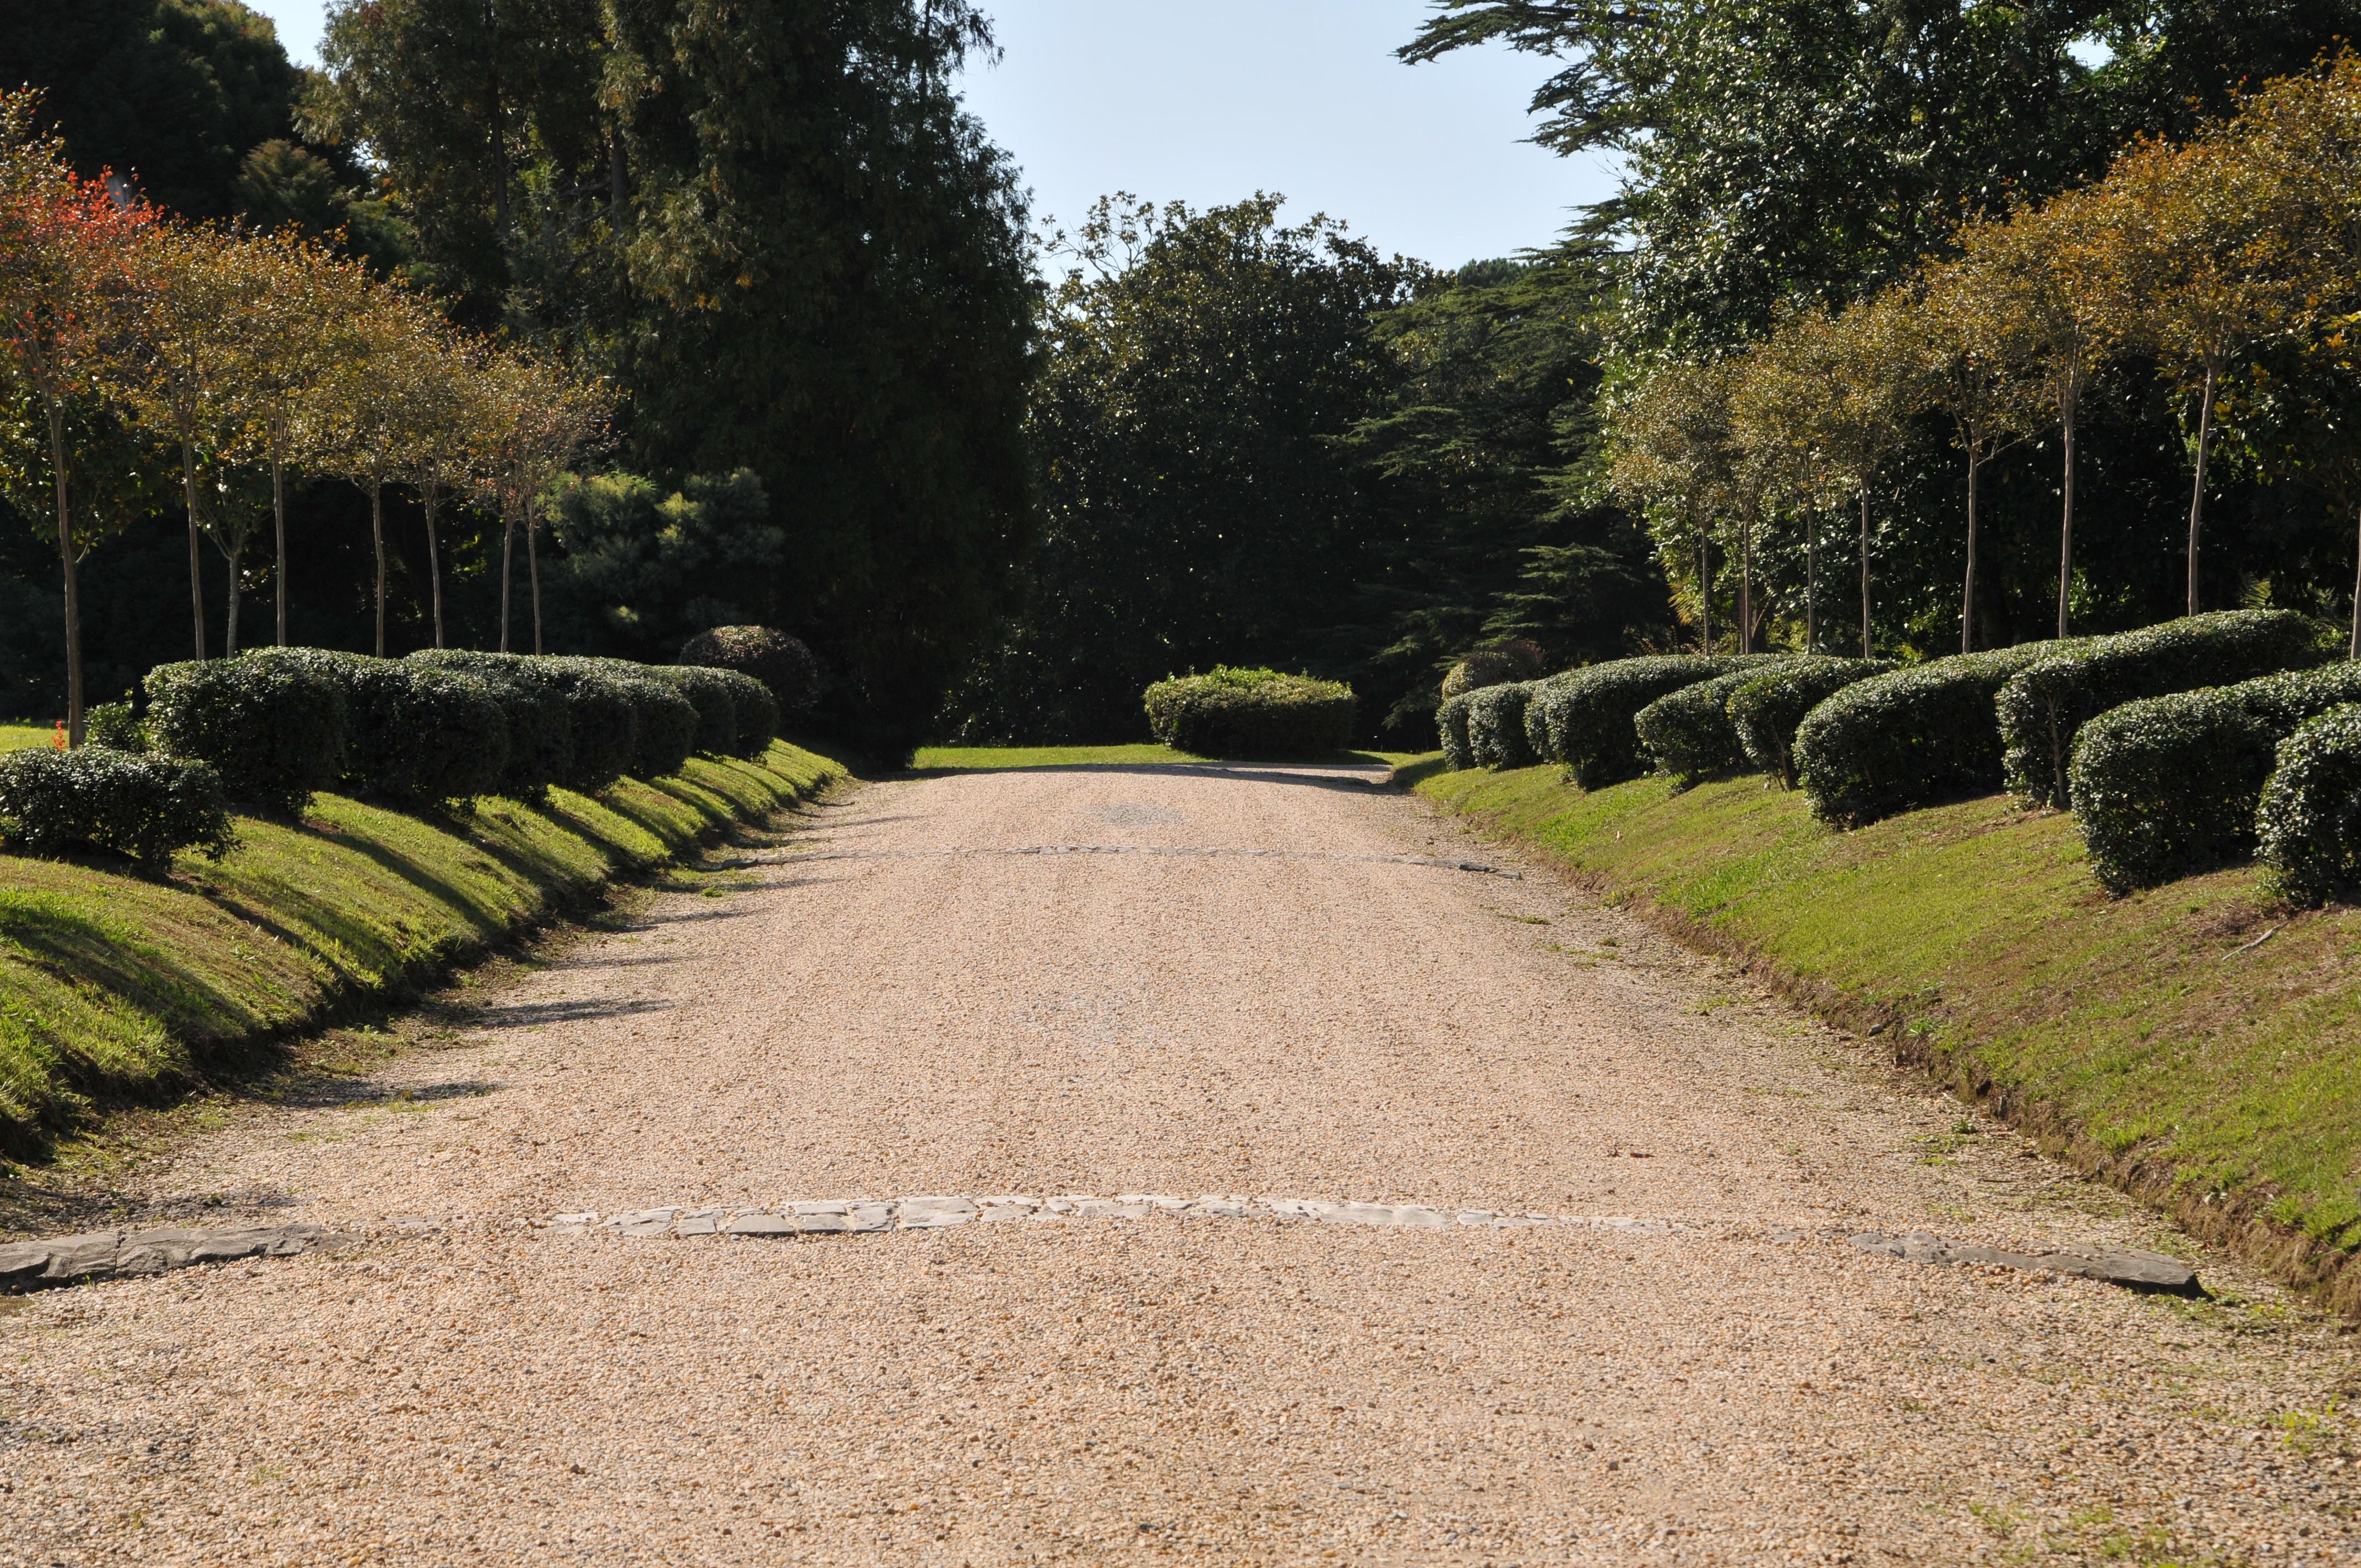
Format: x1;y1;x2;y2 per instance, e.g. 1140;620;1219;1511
1850;1231;2200;1295
0;1223;358;1293
763;847;1507;875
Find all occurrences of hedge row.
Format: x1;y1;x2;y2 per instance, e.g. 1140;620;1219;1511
1793;640;2092;826
2070;662;2361;893
1529;655;1780;789
1634;660;1805;788
0;745;234;865
2258;704;2361;904
1466;681;1539;770
1727;658;1894;790
1996;609;2327;809
1143;668;1356;758
1437;691;1477;771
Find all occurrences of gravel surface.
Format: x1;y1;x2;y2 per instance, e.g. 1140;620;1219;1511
3;761;2358;1565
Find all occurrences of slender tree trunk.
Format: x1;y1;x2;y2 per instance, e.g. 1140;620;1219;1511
371;477;387;657
47;403;83;747
1806;513;1818;656
527;493;543;655
182;439;207;660
2351;499;2361;661
2186;362;2218;618
425;482;445;649
1858;489;1872;659
272;449;287;647
1961;447;1981;655
2058;400;2079;639
499;499;515;654
1739;505;1754;656
1697;523;1712;653
224;538;241;656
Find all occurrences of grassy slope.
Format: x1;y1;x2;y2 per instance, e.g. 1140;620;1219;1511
0;723;53;754
0;742;842;1147
910;743;1418;770
1418;762;2361;1307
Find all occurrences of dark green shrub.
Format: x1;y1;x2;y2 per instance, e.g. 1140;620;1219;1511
1793;639;2089;826
406;651;574;802
1437;692;1476;770
1440;640;1544;701
649;664;739;755
1466;681;1538;769
677;625;819;717
531;660;638;791
2070;662;2361;893
2257;705;2361;905
584;660;699;778
1997;609;2328;808
708;669;779;756
1726;658;1895;790
85;701;147;752
341;661;509;806
1635;660;1802;787
1142;667;1356;758
1530;655;1778;788
0;745;233;864
145;653;348;816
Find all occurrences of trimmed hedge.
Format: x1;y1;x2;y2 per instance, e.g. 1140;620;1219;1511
1997;609;2327;809
649;663;739;755
2257;704;2361;905
0;745;233;864
1143;667;1356;758
528;660;639;791
1530;655;1778;789
589;661;700;780
1437;692;1476;771
1793;639;2090;826
678;625;819;717
344;661;509;807
85;701;148;752
1635;660;1802;787
145;653;349;817
709;669;779;758
406;650;575;802
1466;681;1539;769
1726;658;1894;790
2070;661;2361;893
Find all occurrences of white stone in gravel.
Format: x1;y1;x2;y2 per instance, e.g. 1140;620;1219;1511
974;1196;1042;1222
846;1201;896;1233
790;1201;857;1233
898;1196;978;1228
672;1207;728;1237
606;1209;677;1238
1048;1195;1152;1218
722;1210;797;1236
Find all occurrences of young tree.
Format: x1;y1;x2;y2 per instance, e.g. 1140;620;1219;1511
1731;313;1849;654
313;277;442;655
1606;357;1739;652
0;92;154;743
394;328;478;650
1821;291;1919;657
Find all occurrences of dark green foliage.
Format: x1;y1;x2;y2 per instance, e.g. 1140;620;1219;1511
530;660;638;791
1437;692;1477;771
84;702;148;752
1794;640;2088;826
405;651;575;803
1142;668;1356;759
1467;682;1539;770
2257;705;2361;906
544;472;783;662
1531;655;1777;789
647;665;738;755
1997;611;2330;808
2070;662;2361;893
558;658;698;781
144;652;349;816
1726;658;1895;790
1636;661;1801;788
1440;640;1545;701
677;625;818;717
0;745;233;865
708;669;779;758
338;661;509;807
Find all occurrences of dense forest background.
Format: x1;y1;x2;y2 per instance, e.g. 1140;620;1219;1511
7;0;2361;751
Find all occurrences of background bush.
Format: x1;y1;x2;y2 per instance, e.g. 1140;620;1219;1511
144;653;349;817
649;664;740;755
0;746;233;865
1998;609;2327;808
1635;660;1801;787
1793;640;2088;826
1440;640;1546;701
678;625;820;718
2257;705;2361;906
1437;692;1476;770
1466;681;1539;769
407;651;575;802
1530;655;1776;789
85;701;148;752
709;668;780;757
1143;667;1356;758
1726;658;1894;790
2071;662;2361;892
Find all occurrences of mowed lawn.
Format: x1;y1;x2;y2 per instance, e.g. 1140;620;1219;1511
1419;762;2361;1271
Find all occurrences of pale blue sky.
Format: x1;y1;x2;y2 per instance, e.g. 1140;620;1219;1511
243;0;1613;267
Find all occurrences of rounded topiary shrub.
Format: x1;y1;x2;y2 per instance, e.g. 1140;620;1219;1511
531;660;639;791
84;701;148;752
648;665;739;756
1635;661;1798;788
2257;704;2361;906
341;661;510;807
1437;692;1477;771
1142;668;1355;758
1725;658;1894;790
1466;681;1538;769
1440;640;1545;701
708;669;779;757
594;662;699;779
145;652;349;816
1528;655;1777;788
406;651;574;803
678;626;819;718
0;745;233;865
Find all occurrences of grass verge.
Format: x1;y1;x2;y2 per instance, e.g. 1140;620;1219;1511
0;739;844;1154
1418;761;2361;1315
909;743;1418;771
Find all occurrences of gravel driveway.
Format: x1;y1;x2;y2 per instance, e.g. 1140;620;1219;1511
3;762;2357;1565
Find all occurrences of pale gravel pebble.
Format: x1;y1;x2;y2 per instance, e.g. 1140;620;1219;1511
2;764;2358;1565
